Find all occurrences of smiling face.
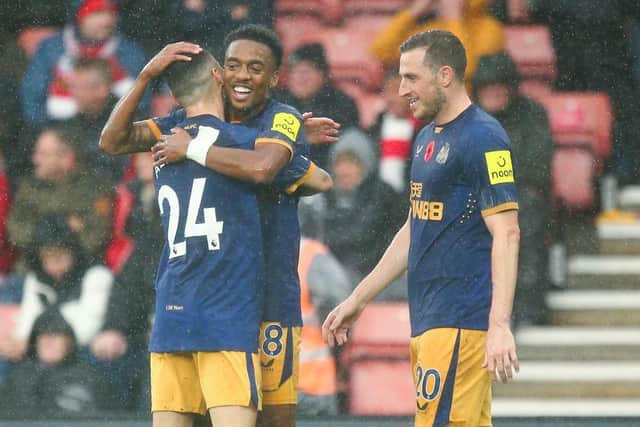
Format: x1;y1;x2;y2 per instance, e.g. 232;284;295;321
223;39;279;121
398;48;446;123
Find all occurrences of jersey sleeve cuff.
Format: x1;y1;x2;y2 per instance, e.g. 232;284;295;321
285;161;317;194
145;119;162;140
255;138;294;162
481;202;519;217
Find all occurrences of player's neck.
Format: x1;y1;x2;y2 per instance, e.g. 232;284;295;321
184;95;225;121
434;88;472;126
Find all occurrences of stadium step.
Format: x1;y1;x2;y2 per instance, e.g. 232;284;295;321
618;185;640;212
545;290;640;326
516;326;640;361
492;361;640;398
492;398;640;417
597;220;640;255
567;255;640;288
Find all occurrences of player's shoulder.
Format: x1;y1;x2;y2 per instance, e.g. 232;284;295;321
462;104;511;151
264;99;304;120
260;98;305;144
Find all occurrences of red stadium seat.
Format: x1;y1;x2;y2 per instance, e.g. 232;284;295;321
17;27;57;59
536;92;612;159
505;25;556;81
552;147;596;211
276;0;323;17
345;0;412;15
342;302;411;362
0;304;19;345
279;15;388;91
348;358;415;415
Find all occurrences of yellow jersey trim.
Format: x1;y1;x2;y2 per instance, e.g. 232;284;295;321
285;161;316;194
481;202;519;217
146;119;162;140
255;138;294;162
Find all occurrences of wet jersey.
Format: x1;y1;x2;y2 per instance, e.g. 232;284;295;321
149;100;311;327
408;104;519;336
149;114;262;353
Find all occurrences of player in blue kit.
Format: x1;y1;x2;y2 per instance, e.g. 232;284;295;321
323;30;521;426
100;37;335;426
151;26;324;427
149;50;262;426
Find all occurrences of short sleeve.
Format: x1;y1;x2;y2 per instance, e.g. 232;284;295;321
255;110;305;162
145;108;187;139
272;155;314;194
465;127;519;217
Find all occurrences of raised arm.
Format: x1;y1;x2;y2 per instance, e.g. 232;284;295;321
99;42;202;155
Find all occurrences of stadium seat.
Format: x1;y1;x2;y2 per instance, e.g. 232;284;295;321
345;0;412;15
536;92;612;160
279;15;388;91
336;81;385;129
0;304;20;345
276;0;409;21
504;25;556;82
552;147;596;211
17;27;57;59
342;302;411;362
276;0;323;17
103;184;135;274
348;358;415;415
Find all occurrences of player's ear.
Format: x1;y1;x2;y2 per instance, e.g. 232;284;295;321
439;65;454;88
269;70;279;89
212;66;224;87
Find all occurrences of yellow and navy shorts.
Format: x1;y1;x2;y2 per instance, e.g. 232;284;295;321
259;321;301;405
410;328;492;427
150;351;261;414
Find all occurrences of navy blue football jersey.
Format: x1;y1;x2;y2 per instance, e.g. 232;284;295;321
149;114;263;353
150;99;310;327
408;104;519;336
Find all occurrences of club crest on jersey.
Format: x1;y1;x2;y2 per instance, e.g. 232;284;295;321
435;143;450;164
424;141;435;161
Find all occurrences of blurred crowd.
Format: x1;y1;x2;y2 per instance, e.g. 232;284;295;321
0;0;639;417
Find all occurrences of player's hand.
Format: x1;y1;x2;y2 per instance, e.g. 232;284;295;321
321;295;365;348
302;112;340;145
483;320;520;384
91;330;128;361
152;128;191;167
140;42;202;81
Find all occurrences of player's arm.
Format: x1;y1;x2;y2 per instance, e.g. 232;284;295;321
294;164;333;196
99;42;202;155
322;214;411;347
483;209;520;384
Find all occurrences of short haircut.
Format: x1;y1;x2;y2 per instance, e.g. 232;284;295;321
41;125;78;153
400;30;467;81
73;57;112;83
163;50;221;106
224;24;283;69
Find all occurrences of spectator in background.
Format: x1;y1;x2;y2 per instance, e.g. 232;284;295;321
530;0;640;185
0;308;98;417
276;43;360;169
90;153;159;411
21;0;148;126
370;0;504;89
59;57;129;185
0;215;113;363
296;237;350;416
368;71;425;195
472;51;552;326
7;126;113;261
309;128;406;284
